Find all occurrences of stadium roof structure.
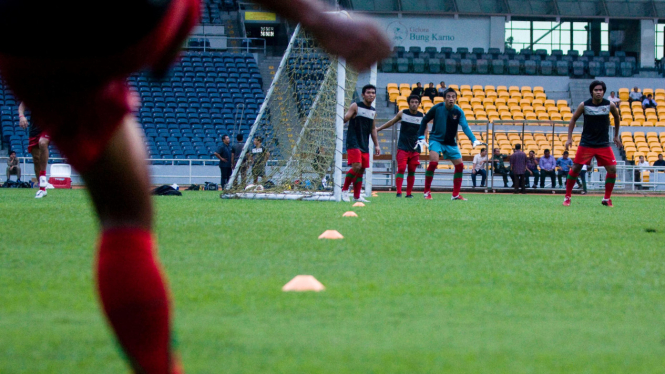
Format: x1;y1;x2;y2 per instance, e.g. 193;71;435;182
342;0;665;19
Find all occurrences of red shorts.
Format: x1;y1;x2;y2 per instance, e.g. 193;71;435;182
347;148;370;168
573;145;617;167
396;149;420;170
27;133;50;153
0;0;199;172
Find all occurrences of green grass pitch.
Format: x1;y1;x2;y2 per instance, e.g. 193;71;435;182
1;189;665;373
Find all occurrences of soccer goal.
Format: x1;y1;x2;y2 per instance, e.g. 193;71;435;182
223;17;372;201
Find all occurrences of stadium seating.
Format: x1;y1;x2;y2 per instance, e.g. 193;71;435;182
616;87;665;128
621;131;665;162
0;51;266;165
386;83;573;125
381;46;638;77
200;0;238;25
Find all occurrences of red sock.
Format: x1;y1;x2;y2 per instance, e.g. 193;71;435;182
39;170;46;191
342;169;356;191
605;173;617;199
96;228;175;374
424;162;438;193
452;163;464;197
565;169;580;198
353;169;364;199
406;166;416;195
395;167;406;194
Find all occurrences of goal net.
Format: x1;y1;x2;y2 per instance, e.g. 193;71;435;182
223;22;359;201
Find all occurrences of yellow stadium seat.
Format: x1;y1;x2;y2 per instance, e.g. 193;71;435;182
656;121;665;127
535;92;547;101
513;113;525;120
618;88;630;101
460;85;471;91
519;98;532;107
643;121;655;127
525;112;537;121
544;99;556;108
556;100;568;109
537;113;550;120
522;92;534;100
485;85;496;92
533;86;544;94
433;97;444;104
559;107;571;114
521;86;532;93
508;86;520;93
498;91;510;99
387;83;398;90
550;113;562;121
507;98;519;107
643;88;654;97
485;91;498;99
472;85;484;92
458;97;470;105
534;105;546;114
494;98;507;107
547;106;559;114
510;91;523;99
630;121;642;127
532;99;544;107
496;85;508;93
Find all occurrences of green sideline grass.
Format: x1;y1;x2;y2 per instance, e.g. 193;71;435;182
1;189;665;373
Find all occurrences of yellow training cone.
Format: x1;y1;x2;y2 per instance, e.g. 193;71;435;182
282;275;326;292
342;211;358;217
372;192;379;197
318;230;344;239
353;202;365;207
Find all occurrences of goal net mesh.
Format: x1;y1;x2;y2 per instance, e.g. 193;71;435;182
224;25;358;199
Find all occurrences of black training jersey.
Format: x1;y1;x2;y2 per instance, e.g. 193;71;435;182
398;109;423;152
346;101;376;153
251;145;267;166
580;98;611;148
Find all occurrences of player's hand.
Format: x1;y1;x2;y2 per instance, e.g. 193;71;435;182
564;139;572;150
614;136;622;148
415;136;427;151
309;13;391;72
19;116;28;129
472;140;486;148
374;146;381;156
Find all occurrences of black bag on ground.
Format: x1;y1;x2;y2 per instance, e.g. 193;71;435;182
186;184;201;190
204;182;218;191
151;185;182;196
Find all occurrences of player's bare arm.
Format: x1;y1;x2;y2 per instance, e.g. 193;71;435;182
376;112;402;131
565;102;585;150
610;102;622;148
18;102;28;129
371;120;380;156
253;0;390;71
343;102;358;123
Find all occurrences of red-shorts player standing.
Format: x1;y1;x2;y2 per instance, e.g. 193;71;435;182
18;102;51;198
342;85;381;203
564;80;622;207
377;95;424;198
0;0;389;372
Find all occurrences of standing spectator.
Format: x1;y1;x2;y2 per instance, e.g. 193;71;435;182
628;86;642;103
635;155;650;189
525;150;539;188
411;82;424;97
423;82;438;102
539;149;557;188
491;148;511;188
250;136;270;184
5;150;21;183
642;94;657;110
471;148;488;188
556;151;574;188
231;133;247;185
438;81;447;96
608;91;621;106
509;144;527;194
653;154;665;168
578;164;588;194
214;135;232;189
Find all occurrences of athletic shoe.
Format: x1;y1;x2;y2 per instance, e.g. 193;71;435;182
563;196;571;206
451;195;467;201
354;196;370;203
602;198;613;207
46;183;55;189
396;193;402;197
405;195;414;198
35;190;47;199
424;192;432;200
341;190;350;202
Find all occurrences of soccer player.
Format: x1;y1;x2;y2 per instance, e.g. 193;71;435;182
18;102;51;198
342;84;380;202
377;95;424;198
416;88;484;200
249;136;269;184
0;0;390;372
564;80;622;207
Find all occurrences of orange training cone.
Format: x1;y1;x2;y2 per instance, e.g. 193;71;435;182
318;230;344;239
343;211;358;217
282;275;326;292
372;192;379;197
353;202;365;207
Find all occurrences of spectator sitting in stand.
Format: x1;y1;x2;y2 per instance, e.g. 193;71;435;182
642;94;657;110
411;82;424;97
6;150;21;184
653;154;665;168
491;148;511;188
608;91;621;106
471;148;488;188
438;81;446;96
525;150;539;188
539;149;557;188
628;86;643;103
556;151;576;188
423;82;438;102
635;155;650;189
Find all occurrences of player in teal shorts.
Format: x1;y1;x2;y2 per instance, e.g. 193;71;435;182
416;88;484;200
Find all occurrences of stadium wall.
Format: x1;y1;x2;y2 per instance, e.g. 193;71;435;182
371;15;505;52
